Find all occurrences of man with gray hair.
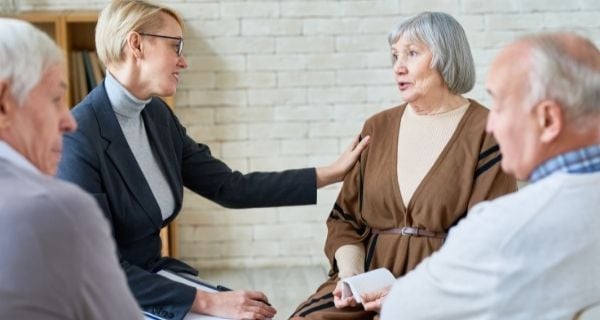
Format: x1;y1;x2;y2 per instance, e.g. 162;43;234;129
361;32;600;319
0;18;142;319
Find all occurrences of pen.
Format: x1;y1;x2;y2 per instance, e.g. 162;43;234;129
216;285;272;306
143;311;167;320
216;285;232;292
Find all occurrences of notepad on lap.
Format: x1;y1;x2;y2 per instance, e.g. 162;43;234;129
341;268;396;303
156;270;225;320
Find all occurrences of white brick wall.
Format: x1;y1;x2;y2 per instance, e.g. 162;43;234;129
18;0;600;269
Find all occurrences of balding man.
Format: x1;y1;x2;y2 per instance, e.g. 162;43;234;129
361;32;600;320
0;18;141;319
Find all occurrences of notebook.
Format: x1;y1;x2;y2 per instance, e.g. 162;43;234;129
341;268;396;303
155;270;226;320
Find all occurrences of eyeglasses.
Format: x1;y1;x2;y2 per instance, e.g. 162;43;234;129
138;32;184;57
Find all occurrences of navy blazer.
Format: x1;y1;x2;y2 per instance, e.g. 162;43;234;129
57;83;317;320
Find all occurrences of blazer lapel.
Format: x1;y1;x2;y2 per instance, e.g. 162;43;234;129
90;84;163;229
142;100;183;223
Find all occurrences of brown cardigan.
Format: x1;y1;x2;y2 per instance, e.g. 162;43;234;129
291;100;517;319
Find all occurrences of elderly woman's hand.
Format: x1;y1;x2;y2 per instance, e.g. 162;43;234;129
360;286;391;313
332;279;359;309
316;134;370;188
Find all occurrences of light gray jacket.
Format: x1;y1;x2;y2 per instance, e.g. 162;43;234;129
0;157;142;320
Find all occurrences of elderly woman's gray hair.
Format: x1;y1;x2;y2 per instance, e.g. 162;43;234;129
388;12;475;94
0;18;63;106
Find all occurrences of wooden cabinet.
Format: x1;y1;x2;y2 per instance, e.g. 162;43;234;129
16;10;178;258
15;11;96;107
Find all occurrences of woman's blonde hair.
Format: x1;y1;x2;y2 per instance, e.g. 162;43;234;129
95;0;183;66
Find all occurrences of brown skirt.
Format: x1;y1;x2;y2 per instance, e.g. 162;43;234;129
290;232;444;319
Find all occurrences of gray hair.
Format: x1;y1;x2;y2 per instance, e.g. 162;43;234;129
388;12;476;94
0;18;64;106
523;33;600;122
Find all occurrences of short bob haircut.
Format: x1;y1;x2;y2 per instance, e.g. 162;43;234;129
96;0;183;66
0;18;63;106
388;12;476;94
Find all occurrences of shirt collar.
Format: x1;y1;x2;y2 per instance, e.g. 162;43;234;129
529;144;600;182
0;140;41;175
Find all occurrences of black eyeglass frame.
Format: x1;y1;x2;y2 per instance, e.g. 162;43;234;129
138;32;184;57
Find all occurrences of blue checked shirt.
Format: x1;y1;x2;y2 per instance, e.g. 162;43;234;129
529;144;600;182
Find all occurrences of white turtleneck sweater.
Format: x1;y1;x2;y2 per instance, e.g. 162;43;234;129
104;72;175;221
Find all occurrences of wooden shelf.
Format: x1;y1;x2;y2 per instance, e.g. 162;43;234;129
64;10;99;22
16;10;178;258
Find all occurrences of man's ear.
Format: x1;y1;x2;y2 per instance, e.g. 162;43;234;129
0;80;16;130
535;99;563;143
126;31;144;59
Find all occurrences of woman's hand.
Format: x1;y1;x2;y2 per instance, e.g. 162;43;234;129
360;286;391;313
192;289;276;319
332;279;358;309
316;134;370;188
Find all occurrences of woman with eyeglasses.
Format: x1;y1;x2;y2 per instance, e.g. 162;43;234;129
56;1;368;320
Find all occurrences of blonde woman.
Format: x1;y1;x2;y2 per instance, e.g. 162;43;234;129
57;1;367;319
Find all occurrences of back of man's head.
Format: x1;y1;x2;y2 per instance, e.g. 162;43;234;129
522;33;600;126
486;32;600;180
0;18;64;106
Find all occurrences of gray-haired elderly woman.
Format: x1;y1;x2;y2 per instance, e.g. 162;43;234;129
290;12;516;319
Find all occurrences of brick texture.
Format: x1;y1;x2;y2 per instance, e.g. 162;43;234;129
20;0;600;268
